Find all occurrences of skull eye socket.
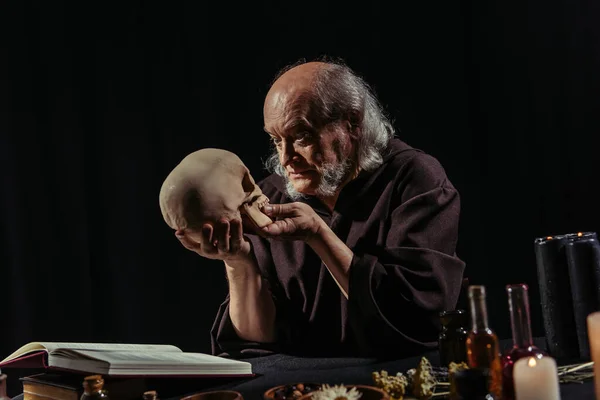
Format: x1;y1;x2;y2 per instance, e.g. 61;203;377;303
241;170;256;194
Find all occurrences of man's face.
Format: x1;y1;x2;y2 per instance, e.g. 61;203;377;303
263;89;354;198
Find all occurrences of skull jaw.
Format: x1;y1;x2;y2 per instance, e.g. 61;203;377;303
241;197;272;228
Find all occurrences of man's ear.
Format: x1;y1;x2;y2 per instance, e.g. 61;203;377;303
345;111;361;140
345;120;360;143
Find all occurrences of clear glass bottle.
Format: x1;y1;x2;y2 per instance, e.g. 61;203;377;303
501;284;547;400
80;375;110;400
439;309;469;366
466;286;502;399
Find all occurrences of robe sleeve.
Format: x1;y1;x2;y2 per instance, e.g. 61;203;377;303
347;154;466;358
210;233;291;358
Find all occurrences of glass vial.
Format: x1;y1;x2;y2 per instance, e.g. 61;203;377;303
143;391;159;400
466;285;502;399
501;284;547;400
0;373;11;400
80;375;110;400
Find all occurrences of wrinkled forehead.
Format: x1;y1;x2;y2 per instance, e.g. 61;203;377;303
264;87;322;135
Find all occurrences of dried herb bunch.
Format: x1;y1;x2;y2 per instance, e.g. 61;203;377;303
557;361;594;384
373;357;451;400
372;370;408;399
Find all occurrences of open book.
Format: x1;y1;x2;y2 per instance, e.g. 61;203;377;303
0;342;253;377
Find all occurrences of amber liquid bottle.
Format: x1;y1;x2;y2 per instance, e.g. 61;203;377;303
143;391;160;400
80;375;109;400
466;286;502;399
501;284;547;400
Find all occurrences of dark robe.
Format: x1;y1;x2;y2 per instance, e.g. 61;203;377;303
211;138;466;359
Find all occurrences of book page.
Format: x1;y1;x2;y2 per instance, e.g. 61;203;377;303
1;342;47;363
1;342;182;363
65;350;250;369
47;349;252;376
44;343;182;354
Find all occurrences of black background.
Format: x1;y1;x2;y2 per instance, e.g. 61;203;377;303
1;1;599;396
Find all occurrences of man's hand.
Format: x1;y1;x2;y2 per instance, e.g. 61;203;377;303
260;202;325;242
175;217;252;262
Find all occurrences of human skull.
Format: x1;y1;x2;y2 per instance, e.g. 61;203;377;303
159;148;272;233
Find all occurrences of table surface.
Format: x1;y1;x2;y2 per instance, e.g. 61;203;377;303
173;351;594;400
9;338;596;400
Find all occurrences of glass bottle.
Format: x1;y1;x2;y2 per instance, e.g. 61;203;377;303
453;368;496;400
501;284;547;400
0;373;11;400
143;391;159;400
80;375;110;400
439;309;469;366
466;286;502;399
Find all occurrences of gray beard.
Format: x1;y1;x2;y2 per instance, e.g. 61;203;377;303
282;158;353;201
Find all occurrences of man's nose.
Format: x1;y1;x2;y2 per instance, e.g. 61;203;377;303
281;140;299;166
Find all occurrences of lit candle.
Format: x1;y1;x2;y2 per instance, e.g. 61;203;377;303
513;356;561;400
587;311;600;399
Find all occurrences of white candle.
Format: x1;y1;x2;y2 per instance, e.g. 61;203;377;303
587;311;600;399
514;356;561;400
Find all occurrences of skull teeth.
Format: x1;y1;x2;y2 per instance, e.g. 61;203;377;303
246;196;269;209
257;197;269;208
242;200;273;228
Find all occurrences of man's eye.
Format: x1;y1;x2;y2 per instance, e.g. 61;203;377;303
271;137;282;145
296;132;311;142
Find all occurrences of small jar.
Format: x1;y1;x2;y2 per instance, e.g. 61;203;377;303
143;391;159;400
439;309;469;366
80;375;109;400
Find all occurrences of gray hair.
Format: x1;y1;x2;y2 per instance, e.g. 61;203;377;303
263;58;395;176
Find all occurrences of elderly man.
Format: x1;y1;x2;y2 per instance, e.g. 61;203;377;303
175;59;465;358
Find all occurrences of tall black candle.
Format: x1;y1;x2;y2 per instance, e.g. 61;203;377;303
565;232;600;360
534;234;580;360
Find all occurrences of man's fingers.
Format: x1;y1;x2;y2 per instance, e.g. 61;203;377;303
262;203;296;217
262;219;295;236
200;224;213;249
216;219;230;253
229;218;244;253
198;224;216;253
175;231;201;252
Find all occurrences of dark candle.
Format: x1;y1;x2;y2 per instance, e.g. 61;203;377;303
533;234;579;360
565;232;600;360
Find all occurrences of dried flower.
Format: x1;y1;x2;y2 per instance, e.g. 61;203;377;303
311;384;362;400
372;357;454;400
405;368;416;391
372;370;408;400
412;357;436;400
557;361;594;384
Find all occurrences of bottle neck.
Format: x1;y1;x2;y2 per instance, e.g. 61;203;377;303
83;376;104;395
507;284;533;348
469;294;490;331
0;374;7;397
